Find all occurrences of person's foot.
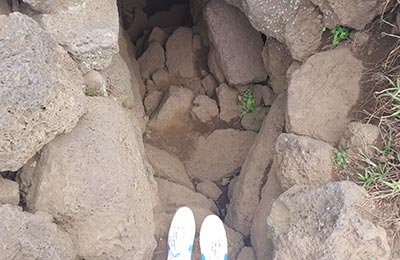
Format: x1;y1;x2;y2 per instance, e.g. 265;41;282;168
167;207;196;260
199;215;228;260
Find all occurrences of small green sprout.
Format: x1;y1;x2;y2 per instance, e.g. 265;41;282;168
240;89;255;118
335;151;354;177
330;26;349;46
335;151;349;169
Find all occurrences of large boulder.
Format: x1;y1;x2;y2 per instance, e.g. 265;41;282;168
0;13;86;172
204;0;266;85
225;94;285;236
240;0;323;61
145;143;195;190
275;133;335;190
166;27;196;79
286;48;363;144
267;182;391;259
311;0;380;30
0;204;76;260
184;129;256;182
19;98;156;260
35;0;119;73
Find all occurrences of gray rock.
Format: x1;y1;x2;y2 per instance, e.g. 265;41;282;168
0;13;86;172
240;0;323;61
236;247;255;260
147;27;168;47
0;177;19;206
339;122;380;154
191;95;219;123
268;182;390;260
205;0;266;85
241;107;269;132
166;27;196;79
196;180;222;200
19;98;156;260
251;162;283;260
152;68;173;88
138;42;166;79
145;143;194;190
188;80;207;96
155;178;217;214
144;90;164;116
225;94;285;236
286;48;363;144
208;47;226;83
103;30;147;131
0;0;11;14
39;0;119;73
149;86;194;132
217;84;240;123
83;70;107;97
201;74;219;97
262;38;293;94
0;204;76;260
311;0;379;30
227;176;239;200
184;129;256;181
275;133;335;190
22;0;64;13
286;61;302;83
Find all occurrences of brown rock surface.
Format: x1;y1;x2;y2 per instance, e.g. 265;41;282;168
268;182;390;260
205;0;266;85
184;129;256;182
225;94;286;236
286;48;363;144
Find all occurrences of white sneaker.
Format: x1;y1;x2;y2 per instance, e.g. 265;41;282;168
167;207;196;260
199;215;228;260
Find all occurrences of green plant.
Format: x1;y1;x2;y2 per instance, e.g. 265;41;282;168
143;130;152;140
240;89;255;117
330;26;349;46
378;76;400;118
335;151;349;169
335;151;354;176
357;152;389;188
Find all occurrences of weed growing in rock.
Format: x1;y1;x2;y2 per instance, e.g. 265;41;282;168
330;26;349;46
239;89;255;118
334;151;354;176
336;75;400;210
378;76;400;118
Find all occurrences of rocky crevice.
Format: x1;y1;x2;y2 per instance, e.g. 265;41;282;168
0;0;398;259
